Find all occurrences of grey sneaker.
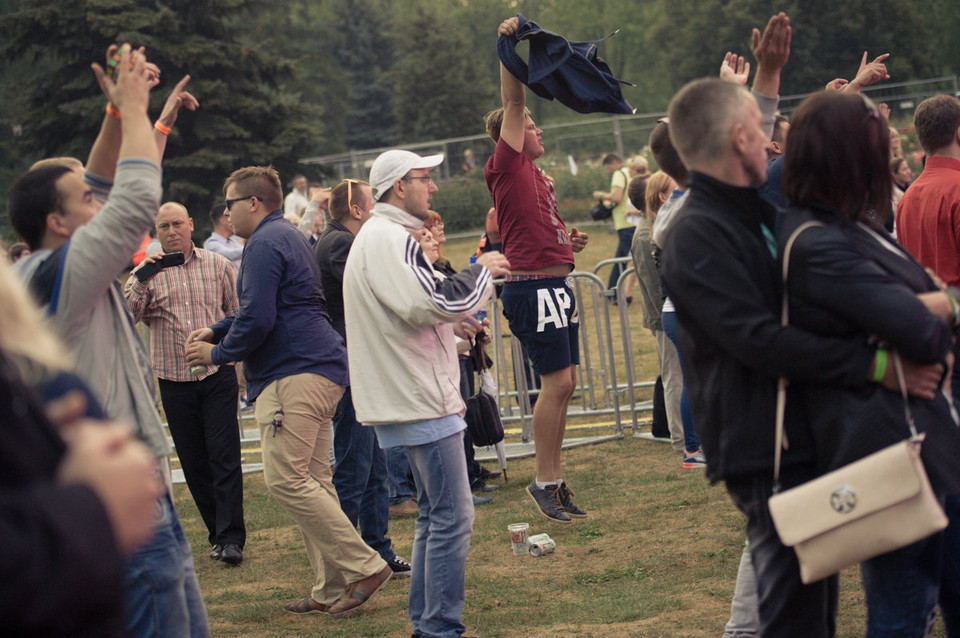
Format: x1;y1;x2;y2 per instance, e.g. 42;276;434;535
557;481;587;518
682;448;707;469
387;555;411;578
527;482;572;523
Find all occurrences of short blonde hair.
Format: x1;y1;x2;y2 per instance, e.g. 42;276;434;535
483;106;532;142
626;155;650;178
223;166;283;210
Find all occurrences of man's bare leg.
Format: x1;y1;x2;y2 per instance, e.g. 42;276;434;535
532;365;575;482
527;365;585;522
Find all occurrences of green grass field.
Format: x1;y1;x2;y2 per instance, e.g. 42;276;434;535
172;224;947;637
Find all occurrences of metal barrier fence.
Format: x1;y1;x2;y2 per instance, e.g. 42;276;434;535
159;255;657;478
484;256;655;444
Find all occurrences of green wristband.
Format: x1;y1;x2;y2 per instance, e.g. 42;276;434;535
871;348;888;383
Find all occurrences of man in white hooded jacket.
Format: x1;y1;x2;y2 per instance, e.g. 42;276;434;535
344;149;510;638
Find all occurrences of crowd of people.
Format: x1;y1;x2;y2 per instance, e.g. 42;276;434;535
2;10;960;638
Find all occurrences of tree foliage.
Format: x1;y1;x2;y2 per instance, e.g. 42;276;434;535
0;0;324;221
1;0;958;241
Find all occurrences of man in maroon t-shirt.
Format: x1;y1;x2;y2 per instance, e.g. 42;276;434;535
483;16;590;524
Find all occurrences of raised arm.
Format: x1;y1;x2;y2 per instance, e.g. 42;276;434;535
85;46;124;180
298;187;330;239
53;46;162;342
498;17;526;153
91;45;159;165
87;45;162;179
751;12;791;100
842;52;890;93
154;75;199;161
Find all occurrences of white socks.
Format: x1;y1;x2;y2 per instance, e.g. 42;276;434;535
535;478;562;490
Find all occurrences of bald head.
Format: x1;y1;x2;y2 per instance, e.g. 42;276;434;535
156;202;194;254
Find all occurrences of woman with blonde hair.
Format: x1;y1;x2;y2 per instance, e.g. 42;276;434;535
0;258;162;635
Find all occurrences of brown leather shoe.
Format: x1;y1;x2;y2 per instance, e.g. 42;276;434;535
328;565;393;617
389;498;419;518
283;597;329;615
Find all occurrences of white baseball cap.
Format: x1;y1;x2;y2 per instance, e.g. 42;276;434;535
369;150;444;202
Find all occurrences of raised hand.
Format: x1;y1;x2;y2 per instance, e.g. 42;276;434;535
845;52;890;92
752;12;791;74
498;16;519;38
91;44;152;116
156;75;199;129
719;52;750;85
751;12;791;98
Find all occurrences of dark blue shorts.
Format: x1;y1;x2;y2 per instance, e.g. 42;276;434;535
500;277;580;375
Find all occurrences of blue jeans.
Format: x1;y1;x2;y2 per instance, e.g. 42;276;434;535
124;494;209;638
661;310;701;452
332;386;395;562
607;227;635;290
861;493;959;637
941;494;960;636
386;445;415;506
406;430;474;638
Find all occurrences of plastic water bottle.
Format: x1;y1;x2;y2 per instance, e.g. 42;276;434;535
470;256;487;323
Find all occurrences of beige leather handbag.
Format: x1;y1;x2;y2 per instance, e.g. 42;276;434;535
767;221;948;585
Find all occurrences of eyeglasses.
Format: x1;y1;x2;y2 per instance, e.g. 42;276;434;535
402;175;434;185
428;222;444;230
225;195;257;211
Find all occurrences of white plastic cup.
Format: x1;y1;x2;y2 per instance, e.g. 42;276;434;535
508;523;530;555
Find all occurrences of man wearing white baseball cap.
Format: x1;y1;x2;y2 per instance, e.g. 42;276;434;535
344;149;510;638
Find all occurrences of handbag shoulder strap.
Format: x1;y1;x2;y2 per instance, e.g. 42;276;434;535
774;219;922;490
773;220;824;491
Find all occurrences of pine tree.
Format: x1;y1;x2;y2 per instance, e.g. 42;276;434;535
392;1;495;142
332;0;398;150
0;0;325;220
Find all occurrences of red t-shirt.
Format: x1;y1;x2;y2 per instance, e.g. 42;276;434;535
485;138;574;271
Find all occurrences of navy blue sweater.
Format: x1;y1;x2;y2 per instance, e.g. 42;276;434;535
211;211;348;400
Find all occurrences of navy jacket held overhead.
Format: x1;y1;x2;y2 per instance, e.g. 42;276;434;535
497;14;634;115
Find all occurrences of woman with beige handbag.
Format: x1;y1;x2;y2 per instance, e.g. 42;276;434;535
777;90;960;636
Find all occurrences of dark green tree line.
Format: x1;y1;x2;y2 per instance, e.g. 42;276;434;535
2;0;958;244
1;0;324;223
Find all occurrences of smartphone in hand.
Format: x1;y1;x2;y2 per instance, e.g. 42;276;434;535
135;252;185;283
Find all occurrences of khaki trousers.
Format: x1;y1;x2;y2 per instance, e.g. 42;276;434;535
256;373;386;604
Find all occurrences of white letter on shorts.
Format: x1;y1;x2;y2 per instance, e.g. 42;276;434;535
537;287;568;332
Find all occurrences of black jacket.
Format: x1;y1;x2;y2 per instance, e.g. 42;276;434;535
0;355;125;636
314;220;354;340
780;205;960;494
661;172;874;483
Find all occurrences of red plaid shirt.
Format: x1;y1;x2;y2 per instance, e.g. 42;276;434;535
125;246;238;382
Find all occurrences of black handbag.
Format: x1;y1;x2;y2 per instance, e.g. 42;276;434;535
589;200;614;221
464;343;504;447
590;167;629;221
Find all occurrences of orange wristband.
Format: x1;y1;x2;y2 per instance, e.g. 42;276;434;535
105;103;121;120
154;121;172;135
